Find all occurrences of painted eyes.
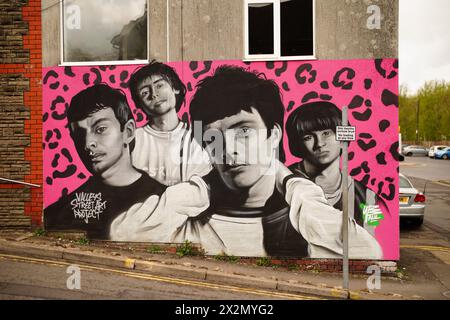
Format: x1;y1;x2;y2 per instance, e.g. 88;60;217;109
95;126;107;134
322;130;333;137
203;127;254;147
235;127;253;138
139;83;167;99
140;89;149;98
303;135;313;142
303;130;334;142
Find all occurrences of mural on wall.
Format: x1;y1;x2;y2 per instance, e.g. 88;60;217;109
42;59;399;259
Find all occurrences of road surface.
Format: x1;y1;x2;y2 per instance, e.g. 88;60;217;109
0;254;319;300
400;155;450;182
399;155;450;237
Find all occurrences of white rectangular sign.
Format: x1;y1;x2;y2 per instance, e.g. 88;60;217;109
336;126;356;141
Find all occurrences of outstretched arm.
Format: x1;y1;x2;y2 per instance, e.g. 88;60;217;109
284;177;383;259
109;176;210;242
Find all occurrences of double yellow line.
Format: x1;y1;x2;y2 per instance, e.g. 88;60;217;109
0;253;322;300
400;245;450;253
432;181;450;188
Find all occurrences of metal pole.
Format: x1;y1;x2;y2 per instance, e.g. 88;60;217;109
342;106;349;295
0;177;41;188
415;98;420;144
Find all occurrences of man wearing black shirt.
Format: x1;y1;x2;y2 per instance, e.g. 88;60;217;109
44;84;166;239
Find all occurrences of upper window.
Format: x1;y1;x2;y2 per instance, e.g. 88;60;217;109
244;0;315;60
61;0;148;65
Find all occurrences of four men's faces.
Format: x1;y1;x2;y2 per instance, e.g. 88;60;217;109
68;72;341;190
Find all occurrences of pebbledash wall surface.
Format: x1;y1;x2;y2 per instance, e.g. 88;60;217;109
1;0;399;261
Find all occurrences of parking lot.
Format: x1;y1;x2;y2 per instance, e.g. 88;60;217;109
400;153;450;182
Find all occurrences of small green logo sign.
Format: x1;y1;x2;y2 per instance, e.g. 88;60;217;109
360;203;384;227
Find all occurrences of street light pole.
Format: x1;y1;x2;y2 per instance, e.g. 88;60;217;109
415;98;420;144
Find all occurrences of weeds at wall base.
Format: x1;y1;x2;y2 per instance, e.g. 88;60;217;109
33;228;46;237
34;232;398;276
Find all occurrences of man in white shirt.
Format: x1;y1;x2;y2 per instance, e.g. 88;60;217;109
128;61;211;185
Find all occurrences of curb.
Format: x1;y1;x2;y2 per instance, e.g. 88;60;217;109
206;270;277;291
276;281;347;299
436;180;450;186
134;260;207;281
0;239;406;300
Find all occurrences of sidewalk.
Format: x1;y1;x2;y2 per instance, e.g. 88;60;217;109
0;230;448;300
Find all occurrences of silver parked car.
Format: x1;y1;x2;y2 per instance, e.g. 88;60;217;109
402;145;428;157
399;173;425;226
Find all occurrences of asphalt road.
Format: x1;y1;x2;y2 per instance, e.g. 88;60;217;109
399;155;450;236
398;155;450;298
403;176;450;237
0;255;318;300
400;155;450;182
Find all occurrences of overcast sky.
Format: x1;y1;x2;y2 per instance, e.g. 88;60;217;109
399;0;450;94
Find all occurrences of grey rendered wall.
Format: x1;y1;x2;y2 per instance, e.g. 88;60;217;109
42;0;398;67
315;0;398;59
170;0;244;61
42;0;60;68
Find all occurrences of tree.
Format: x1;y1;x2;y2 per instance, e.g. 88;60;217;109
399;81;450;143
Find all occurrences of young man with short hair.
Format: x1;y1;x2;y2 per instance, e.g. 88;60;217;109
44;84;167;239
285;101;389;234
110;66;383;259
128;61;211;186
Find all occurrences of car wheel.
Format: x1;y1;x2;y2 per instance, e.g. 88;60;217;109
406;152;412;156
443;155;448;160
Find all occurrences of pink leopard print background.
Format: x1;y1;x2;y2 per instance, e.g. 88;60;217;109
42;59;399;259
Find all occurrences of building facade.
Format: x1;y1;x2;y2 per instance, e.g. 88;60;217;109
2;0;399;261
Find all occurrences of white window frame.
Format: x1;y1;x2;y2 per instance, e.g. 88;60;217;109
59;0;150;66
244;0;316;61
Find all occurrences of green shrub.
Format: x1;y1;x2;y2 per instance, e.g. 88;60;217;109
214;252;240;263
76;237;90;245
176;240;195;257
33;228;46;237
256;257;272;267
